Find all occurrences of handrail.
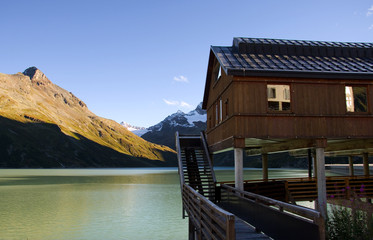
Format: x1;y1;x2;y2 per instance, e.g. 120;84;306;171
175;131;186;218
175;131;184;185
221;183;325;240
220;175;373;203
183;183;235;240
219;175;373;185
221;184;321;220
200;131;217;184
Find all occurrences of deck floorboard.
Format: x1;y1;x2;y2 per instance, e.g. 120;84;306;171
235;218;271;240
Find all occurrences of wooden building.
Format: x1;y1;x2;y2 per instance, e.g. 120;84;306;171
202;37;373;218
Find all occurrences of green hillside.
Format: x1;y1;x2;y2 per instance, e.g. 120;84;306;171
0;68;176;168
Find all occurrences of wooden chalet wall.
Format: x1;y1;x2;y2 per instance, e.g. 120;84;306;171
205;61;373;151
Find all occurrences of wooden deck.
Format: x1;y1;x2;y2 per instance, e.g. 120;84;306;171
177;132;271;240
183;182;271;240
176;132;338;240
235;218;270;240
220;175;373;202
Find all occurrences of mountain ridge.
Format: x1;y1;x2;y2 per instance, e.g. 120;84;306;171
0;67;175;168
128;103;207;149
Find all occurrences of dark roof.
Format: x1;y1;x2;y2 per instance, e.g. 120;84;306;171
212;37;373;79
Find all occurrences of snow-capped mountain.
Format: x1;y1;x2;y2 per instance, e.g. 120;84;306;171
120;121;149;136
148;103;205;131
139;102;206;149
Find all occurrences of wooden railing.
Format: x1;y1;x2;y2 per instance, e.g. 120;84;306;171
220;175;373;202
288;176;373;201
182;183;235;240
220;184;325;240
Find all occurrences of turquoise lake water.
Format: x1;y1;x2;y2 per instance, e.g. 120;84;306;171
0;168;316;240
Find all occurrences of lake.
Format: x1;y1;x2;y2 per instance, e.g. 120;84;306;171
0;168;319;240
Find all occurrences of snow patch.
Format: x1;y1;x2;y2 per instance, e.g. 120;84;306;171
120;121;146;131
132;129;150;137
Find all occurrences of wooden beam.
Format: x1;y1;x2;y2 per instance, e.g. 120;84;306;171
325;139;373;153
209;137;235;153
246;139;315;155
245;138;373;156
326;149;373;157
234;137;245;148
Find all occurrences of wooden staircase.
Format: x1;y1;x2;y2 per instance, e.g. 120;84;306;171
176;132;216;202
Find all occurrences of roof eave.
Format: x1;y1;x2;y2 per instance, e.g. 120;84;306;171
202;49;216;110
226;68;373;80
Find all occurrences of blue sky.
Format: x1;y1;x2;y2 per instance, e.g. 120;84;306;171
1;0;373;127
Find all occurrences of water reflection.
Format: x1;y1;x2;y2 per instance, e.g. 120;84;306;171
0;168;187;240
0;168;332;240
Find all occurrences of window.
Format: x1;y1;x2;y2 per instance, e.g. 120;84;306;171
225;99;229;118
267;84;291;111
219;99;223;123
284;88;290;100
213;62;222;82
268;87;276;99
215;103;218;126
217;67;222;81
345;86;367;112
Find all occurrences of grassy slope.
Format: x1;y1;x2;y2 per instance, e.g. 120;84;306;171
0;70;176;167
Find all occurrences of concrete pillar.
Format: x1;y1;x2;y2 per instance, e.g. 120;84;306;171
316;147;327;220
348;156;354;176
363;152;370;176
262;153;268;181
234;148;244;191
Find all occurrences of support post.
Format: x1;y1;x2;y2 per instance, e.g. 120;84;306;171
363;152;370;176
313;151;317;179
308;149;312;178
315;140;327;220
262;153;268;181
188;219;195;240
348;156;354;176
234;148;244;191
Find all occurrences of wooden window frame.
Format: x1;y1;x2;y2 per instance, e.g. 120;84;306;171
266;83;292;113
345;84;369;114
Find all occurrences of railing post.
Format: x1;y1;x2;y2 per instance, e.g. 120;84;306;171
188;218;195;240
363;152;370;177
197;198;202;240
284;181;289;203
262;153;269;181
226;215;235;240
344;178;350;199
349;156;354;176
315;215;326;240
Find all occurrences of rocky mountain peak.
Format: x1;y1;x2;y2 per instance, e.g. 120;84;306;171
194;102;205;115
23;66;51;86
